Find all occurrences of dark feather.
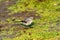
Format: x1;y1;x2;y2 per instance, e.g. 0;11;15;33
21;21;27;23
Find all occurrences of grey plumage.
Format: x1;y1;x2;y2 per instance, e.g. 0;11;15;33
21;17;33;26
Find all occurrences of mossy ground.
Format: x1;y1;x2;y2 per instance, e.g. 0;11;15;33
0;0;60;40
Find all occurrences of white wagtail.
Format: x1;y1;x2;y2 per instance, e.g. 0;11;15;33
21;17;33;26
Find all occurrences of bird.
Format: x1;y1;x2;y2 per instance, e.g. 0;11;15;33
21;17;33;26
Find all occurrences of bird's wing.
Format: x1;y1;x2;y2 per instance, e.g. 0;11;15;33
21;20;27;23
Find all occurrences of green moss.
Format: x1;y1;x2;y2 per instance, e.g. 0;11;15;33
1;0;60;40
